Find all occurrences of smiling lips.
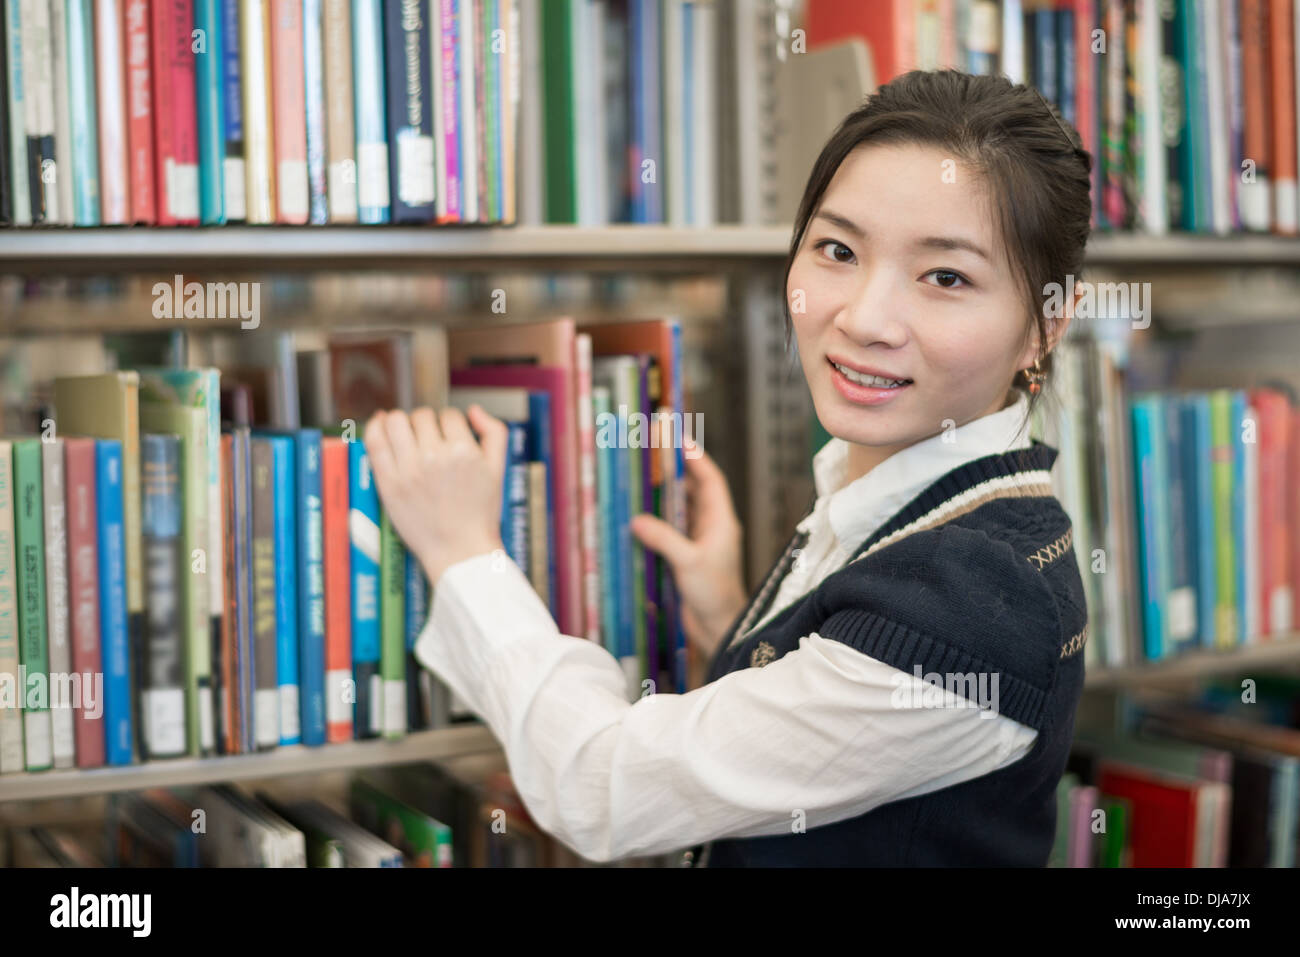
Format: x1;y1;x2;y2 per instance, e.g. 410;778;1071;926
826;357;913;405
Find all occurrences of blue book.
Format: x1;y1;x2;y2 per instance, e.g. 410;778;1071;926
504;422;528;571
96;439;133;766
1164;394;1195;650
383;0;434;222
1034;9;1058;107
1183;393;1218;648
349;439;381;739
1231;390;1249;643
352;0;390;223
1055;7;1075;126
303;0;328;223
525;392;557;615
220;0;244;220
66;0;100;225
668;321;687;693
195;0;227;223
296;430;326;744
403;556;428;730
268;435;300;745
1130;396;1167;661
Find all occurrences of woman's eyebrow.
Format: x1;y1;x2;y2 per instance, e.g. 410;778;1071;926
915;235;991;262
811;209;866;239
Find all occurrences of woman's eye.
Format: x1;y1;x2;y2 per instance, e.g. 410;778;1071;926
814;239;856;264
922;269;970;289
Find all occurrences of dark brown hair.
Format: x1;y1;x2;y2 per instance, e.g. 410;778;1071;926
782;69;1093;432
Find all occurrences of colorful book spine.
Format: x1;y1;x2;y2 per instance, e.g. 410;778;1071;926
384;0;435;222
250;437;279;749
41;440;74;769
195;0;228;223
322;0;357;221
1232;390;1252;641
66;0;100;224
151;0;200;223
503;421;527;569
125;0;156;223
1209;389;1238;646
19;0;55;223
96;439;133;766
140;434;187;759
13;440;52;770
352;0;389;222
4;0;32;225
526;390;557;616
379;509;406;739
297;429;326;745
459;0;479;221
0;440;22;772
267;435;299;745
591;387;618;658
270;0;308;222
95;0;130;223
229;427;254;754
575;334;600;645
403;551;427;731
303;0;328;223
240;0;275;223
322;436;352;742
63;437;104;768
220;0;245;220
48;0;74;223
349;439;381;739
434;0;461;222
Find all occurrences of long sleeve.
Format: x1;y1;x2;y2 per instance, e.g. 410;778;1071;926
414;551;1038;864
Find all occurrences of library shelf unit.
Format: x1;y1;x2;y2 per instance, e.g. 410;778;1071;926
1084;634;1300;691
0;724;499;804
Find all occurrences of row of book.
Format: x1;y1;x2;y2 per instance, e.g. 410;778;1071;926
0;0;742;229
807;0;1300;237
4;763;592;866
0;0;520;227
0;314;691;773
1034;335;1300;668
1049;689;1300;867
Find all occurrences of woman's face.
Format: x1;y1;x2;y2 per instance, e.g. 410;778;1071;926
787;142;1040;462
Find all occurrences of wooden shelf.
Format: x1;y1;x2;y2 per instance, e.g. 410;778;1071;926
1;225;1298;273
1085;633;1300;690
0;723;500;803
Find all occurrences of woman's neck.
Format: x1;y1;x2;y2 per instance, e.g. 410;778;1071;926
842;388;1020;486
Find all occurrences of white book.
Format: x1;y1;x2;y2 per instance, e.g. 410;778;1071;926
0;440;24;773
4;1;31;224
458;0;478;222
94;0;130;224
42;440;75;769
20;0;55;222
1204;0;1232;236
690;0;717;226
48;0;73;224
1138;0;1166;235
663;0;687;226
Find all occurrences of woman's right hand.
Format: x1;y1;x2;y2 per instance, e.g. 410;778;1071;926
630;441;748;662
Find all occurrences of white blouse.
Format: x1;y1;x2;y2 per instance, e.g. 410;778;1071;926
414;390;1041;864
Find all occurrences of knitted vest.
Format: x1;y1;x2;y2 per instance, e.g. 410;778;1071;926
688;440;1088;867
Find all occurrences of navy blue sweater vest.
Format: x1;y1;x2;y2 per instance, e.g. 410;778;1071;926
691;440;1088;867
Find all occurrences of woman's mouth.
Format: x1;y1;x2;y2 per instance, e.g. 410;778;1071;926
827;358;913;405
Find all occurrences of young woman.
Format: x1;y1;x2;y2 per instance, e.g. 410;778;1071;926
363;71;1091;867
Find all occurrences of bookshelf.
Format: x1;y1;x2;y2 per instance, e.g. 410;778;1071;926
1085;634;1300;691
0;724;498;803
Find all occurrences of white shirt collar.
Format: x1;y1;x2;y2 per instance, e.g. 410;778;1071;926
807;389;1035;551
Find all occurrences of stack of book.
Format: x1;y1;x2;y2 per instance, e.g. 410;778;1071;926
1031;334;1300;670
806;0;1300;236
0;314;691;775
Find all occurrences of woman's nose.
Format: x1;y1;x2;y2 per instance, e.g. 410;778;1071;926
832;266;910;347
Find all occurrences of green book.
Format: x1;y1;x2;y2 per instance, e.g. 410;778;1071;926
12;440;52;771
379;510;406;739
540;0;575;222
0;439;23;772
140;402;211;757
1098;797;1131;868
1208;390;1237;647
349;776;453;867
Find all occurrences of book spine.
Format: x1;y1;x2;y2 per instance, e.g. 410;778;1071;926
41;440;74;769
1190;396;1218;647
322;0;357;221
1271;0;1298;234
668;320;687;692
575;334;600;645
151;0;199;223
459;0;478;220
240;0;275;222
403;548;426;730
250;437;279;749
303;0;327;223
124;0;156;223
322;437;352;742
504;422;527;569
638;357;658;687
270;437;300;744
63;438;104;768
348;439;381;739
270;0;307;222
177;406;211;756
4;0;31;225
217;434;233;752
481;0;497;221
140;434;186;759
231;428;254;754
353;0;390;222
66;0;100;224
14;440;52;770
96;439;133;766
0;441;23;772
219;0;244;219
19;0;54;222
297;430;326;745
591;388;618;657
47;0;73;223
526;460;548;602
194;0;227;223
435;0;461;222
384;0;435;222
1209;390;1238;646
379;509;406;738
1232;391;1251;640
95;0;130;222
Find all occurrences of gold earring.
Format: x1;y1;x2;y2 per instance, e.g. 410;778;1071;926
1024;359;1045;395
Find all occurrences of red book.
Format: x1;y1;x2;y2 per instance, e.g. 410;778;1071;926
65;438;105;769
1270;0;1298;235
1291;406;1300;631
1097;763;1200;867
321;437;352;743
124;0;156;223
271;0;309;223
1240;0;1273;231
804;0;915;85
150;0;199;224
1251;389;1293;635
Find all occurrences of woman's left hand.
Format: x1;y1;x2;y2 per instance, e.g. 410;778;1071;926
363;404;508;586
